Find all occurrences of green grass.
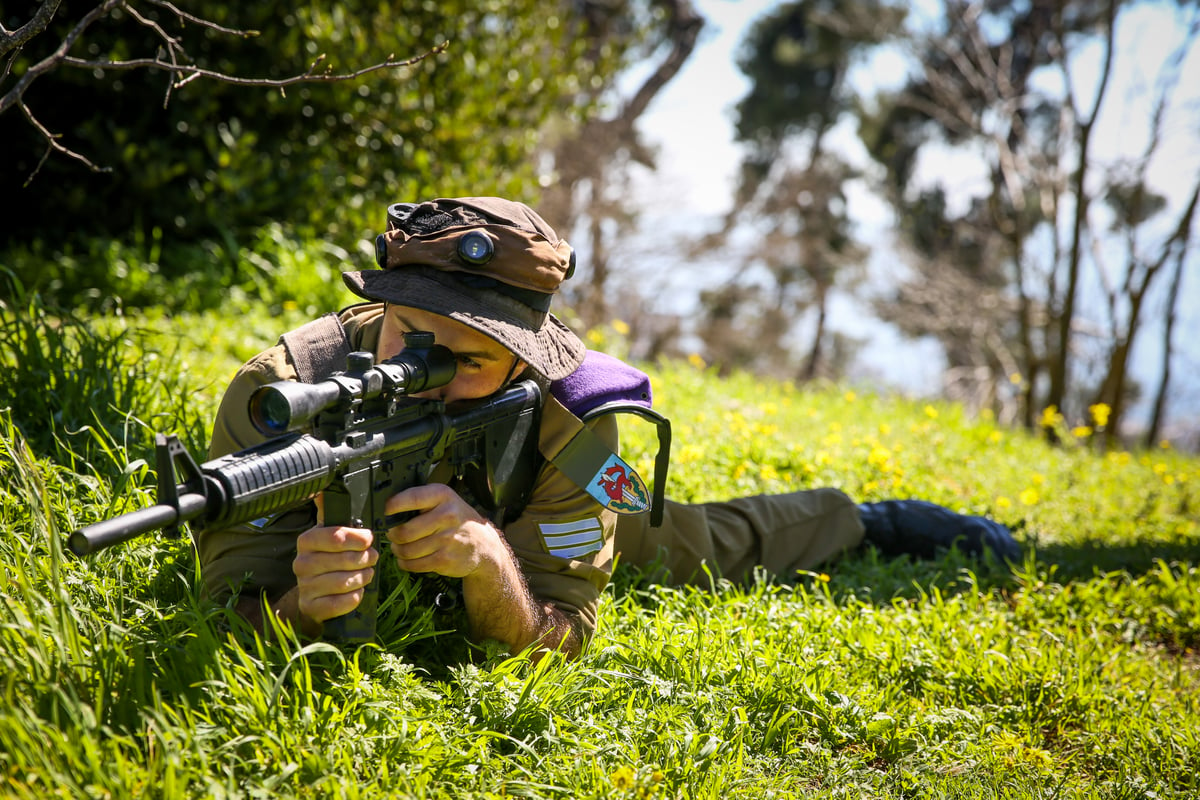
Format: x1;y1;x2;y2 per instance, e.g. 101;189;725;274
2;268;1199;798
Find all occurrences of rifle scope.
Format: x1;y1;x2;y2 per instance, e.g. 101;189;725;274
248;331;456;435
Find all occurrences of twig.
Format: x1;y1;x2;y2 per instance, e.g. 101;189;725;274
59;44;446;88
20;101;112;184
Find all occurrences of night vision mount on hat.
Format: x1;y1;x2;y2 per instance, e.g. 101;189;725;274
341;197;585;381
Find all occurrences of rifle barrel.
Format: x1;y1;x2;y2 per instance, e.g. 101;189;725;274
68;493;208;556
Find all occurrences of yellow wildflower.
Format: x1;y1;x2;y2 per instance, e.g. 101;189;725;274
611;766;635;791
868;446;892;470
1089;403;1111;428
687;353;706;369
1039;406;1063;428
1072;426;1092;438
924;405;939;419
1019;488;1039;506
611;319;630;335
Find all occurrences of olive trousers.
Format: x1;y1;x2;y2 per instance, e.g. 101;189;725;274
614;488;865;586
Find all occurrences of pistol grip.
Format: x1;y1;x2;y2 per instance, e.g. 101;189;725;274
321;512;416;643
322;554;380;644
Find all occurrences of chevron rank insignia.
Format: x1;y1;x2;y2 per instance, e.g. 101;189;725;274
538;518;605;559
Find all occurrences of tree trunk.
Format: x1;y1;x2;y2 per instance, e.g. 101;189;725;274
1145;253;1183;448
1045;0;1117;434
801;285;828;381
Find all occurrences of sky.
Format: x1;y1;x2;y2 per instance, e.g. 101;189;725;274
617;0;1200;435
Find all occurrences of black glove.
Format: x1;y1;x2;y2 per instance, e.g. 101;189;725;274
857;500;1021;563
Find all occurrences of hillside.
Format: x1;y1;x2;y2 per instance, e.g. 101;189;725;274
1;296;1198;798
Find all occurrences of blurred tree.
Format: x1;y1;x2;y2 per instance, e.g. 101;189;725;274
693;0;903;380
861;0;1200;443
539;0;704;333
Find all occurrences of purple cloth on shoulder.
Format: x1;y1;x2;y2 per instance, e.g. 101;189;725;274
550;350;653;418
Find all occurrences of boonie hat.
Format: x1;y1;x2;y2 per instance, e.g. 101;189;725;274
342;197;585;380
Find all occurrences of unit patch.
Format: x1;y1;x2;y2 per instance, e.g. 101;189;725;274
538;518;605;559
551;421;652;517
589;454;650;514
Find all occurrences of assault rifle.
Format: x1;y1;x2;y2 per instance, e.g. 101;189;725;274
68;332;543;642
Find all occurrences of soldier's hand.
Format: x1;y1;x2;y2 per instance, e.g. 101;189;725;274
383;483;503;579
292;525;378;623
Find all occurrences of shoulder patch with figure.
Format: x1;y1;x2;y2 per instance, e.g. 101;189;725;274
538;517;605;559
591;455;651;514
553;423;650;516
548;350;671;525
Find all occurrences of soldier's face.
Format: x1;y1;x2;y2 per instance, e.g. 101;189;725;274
377;304;525;404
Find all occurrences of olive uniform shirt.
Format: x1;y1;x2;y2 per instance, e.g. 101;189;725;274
198;303;620;639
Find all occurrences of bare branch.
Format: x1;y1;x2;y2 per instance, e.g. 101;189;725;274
122;1;184;107
0;0;65;57
58;45;446;89
0;0;123;117
143;0;258;38
19;101;112;183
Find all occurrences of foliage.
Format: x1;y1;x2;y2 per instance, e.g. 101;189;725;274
541;0;705;331
3;260;1199;795
0;219;367;315
732;0;904;152
0;0;623;302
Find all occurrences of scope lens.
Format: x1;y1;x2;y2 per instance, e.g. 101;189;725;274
251;389;292;434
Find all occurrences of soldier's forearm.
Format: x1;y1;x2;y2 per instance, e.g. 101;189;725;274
460;525;580;660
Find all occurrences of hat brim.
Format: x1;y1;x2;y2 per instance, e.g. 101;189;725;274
343;267;585;381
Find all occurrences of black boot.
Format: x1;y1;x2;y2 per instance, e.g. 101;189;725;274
857;500;1021;563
